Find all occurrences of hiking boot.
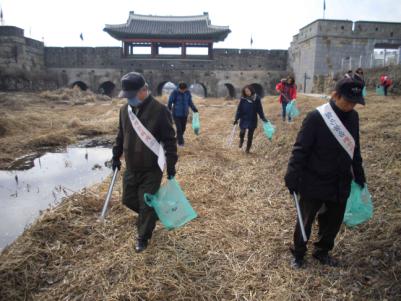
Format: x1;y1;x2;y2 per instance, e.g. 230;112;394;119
312;252;339;267
135;239;148;253
291;256;305;269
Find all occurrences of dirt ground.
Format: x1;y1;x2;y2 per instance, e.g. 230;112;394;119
0;90;400;300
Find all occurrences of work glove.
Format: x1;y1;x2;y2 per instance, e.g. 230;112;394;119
233;120;238;125
193;108;199;113
262;117;268;123
112;158;121;171
167;165;176;180
354;177;365;189
285;174;299;195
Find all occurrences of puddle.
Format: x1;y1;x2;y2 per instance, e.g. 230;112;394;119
0;147;112;251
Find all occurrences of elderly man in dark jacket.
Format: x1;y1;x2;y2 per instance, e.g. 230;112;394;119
112;72;178;253
168;82;198;147
285;78;366;268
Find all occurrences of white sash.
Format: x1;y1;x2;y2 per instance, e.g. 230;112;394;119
127;105;166;171
317;103;355;159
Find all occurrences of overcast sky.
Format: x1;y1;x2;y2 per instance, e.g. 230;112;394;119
1;0;401;49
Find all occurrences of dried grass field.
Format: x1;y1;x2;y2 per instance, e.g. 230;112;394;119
0;91;400;300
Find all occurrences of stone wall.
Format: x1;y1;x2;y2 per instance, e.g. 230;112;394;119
0;26;57;91
44;47;287;71
289;19;401;93
0;26;45;72
0;25;288;95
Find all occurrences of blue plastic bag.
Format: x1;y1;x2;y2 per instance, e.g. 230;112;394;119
343;181;373;227
362;86;367;97
192;112;200;135
262;121;276;141
144;178;197;230
286;100;300;119
376;85;385;96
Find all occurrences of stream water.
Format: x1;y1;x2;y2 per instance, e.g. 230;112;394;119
0;147;112;251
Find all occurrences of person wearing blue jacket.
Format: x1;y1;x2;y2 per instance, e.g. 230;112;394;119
234;85;268;153
168;82;198;146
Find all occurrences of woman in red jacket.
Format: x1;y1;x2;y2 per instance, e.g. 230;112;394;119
276;76;297;122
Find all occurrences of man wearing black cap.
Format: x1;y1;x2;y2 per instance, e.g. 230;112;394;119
284;78;366;268
112;72;178;253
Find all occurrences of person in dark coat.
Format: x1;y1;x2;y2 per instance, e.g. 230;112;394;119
285;78;366;268
168;82;198;147
112;72;178;253
353;68;365;87
234;85;268;153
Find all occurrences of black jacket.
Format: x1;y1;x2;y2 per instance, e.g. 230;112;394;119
235;94;267;129
285;100;365;202
112;95;178;173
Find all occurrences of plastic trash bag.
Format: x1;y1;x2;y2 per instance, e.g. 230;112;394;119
343;181;373;227
376;85;385;96
362;86;367;97
262;121;276;141
144;178;197;230
192;112;200;135
286;100;300;119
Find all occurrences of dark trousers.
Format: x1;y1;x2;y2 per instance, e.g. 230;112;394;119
281;102;291;121
122;169;163;240
384;85;388;96
174;116;188;146
292;197;347;258
239;128;255;151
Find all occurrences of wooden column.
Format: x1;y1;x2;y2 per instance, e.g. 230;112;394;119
181;43;187;58
123;42;129;57
208;43;213;59
151;43;159;57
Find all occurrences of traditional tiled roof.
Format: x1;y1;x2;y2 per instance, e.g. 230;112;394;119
104;12;231;42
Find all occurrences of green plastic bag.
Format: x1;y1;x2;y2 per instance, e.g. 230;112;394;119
262;121;276;141
343;181;373;227
144;178;197;230
362;86;367;97
376;85;385;96
192;112;200;135
286;100;300;119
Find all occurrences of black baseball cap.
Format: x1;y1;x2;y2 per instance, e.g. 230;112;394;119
335;78;365;105
118;72;146;98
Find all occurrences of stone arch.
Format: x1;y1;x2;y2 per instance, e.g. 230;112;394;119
98;81;116;96
157;81;176;96
189;83;207;98
71;81;88;91
224;83;236;99
250;83;264;97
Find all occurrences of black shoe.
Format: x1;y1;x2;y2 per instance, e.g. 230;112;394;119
135;239;148;253
312;252;339;267
291;257;304;269
239;140;244;148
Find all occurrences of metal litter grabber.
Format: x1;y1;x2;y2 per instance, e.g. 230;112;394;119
293;192;307;242
99;168;119;221
226;124;238;147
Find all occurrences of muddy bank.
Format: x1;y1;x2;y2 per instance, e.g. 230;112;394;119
0;90;121;169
